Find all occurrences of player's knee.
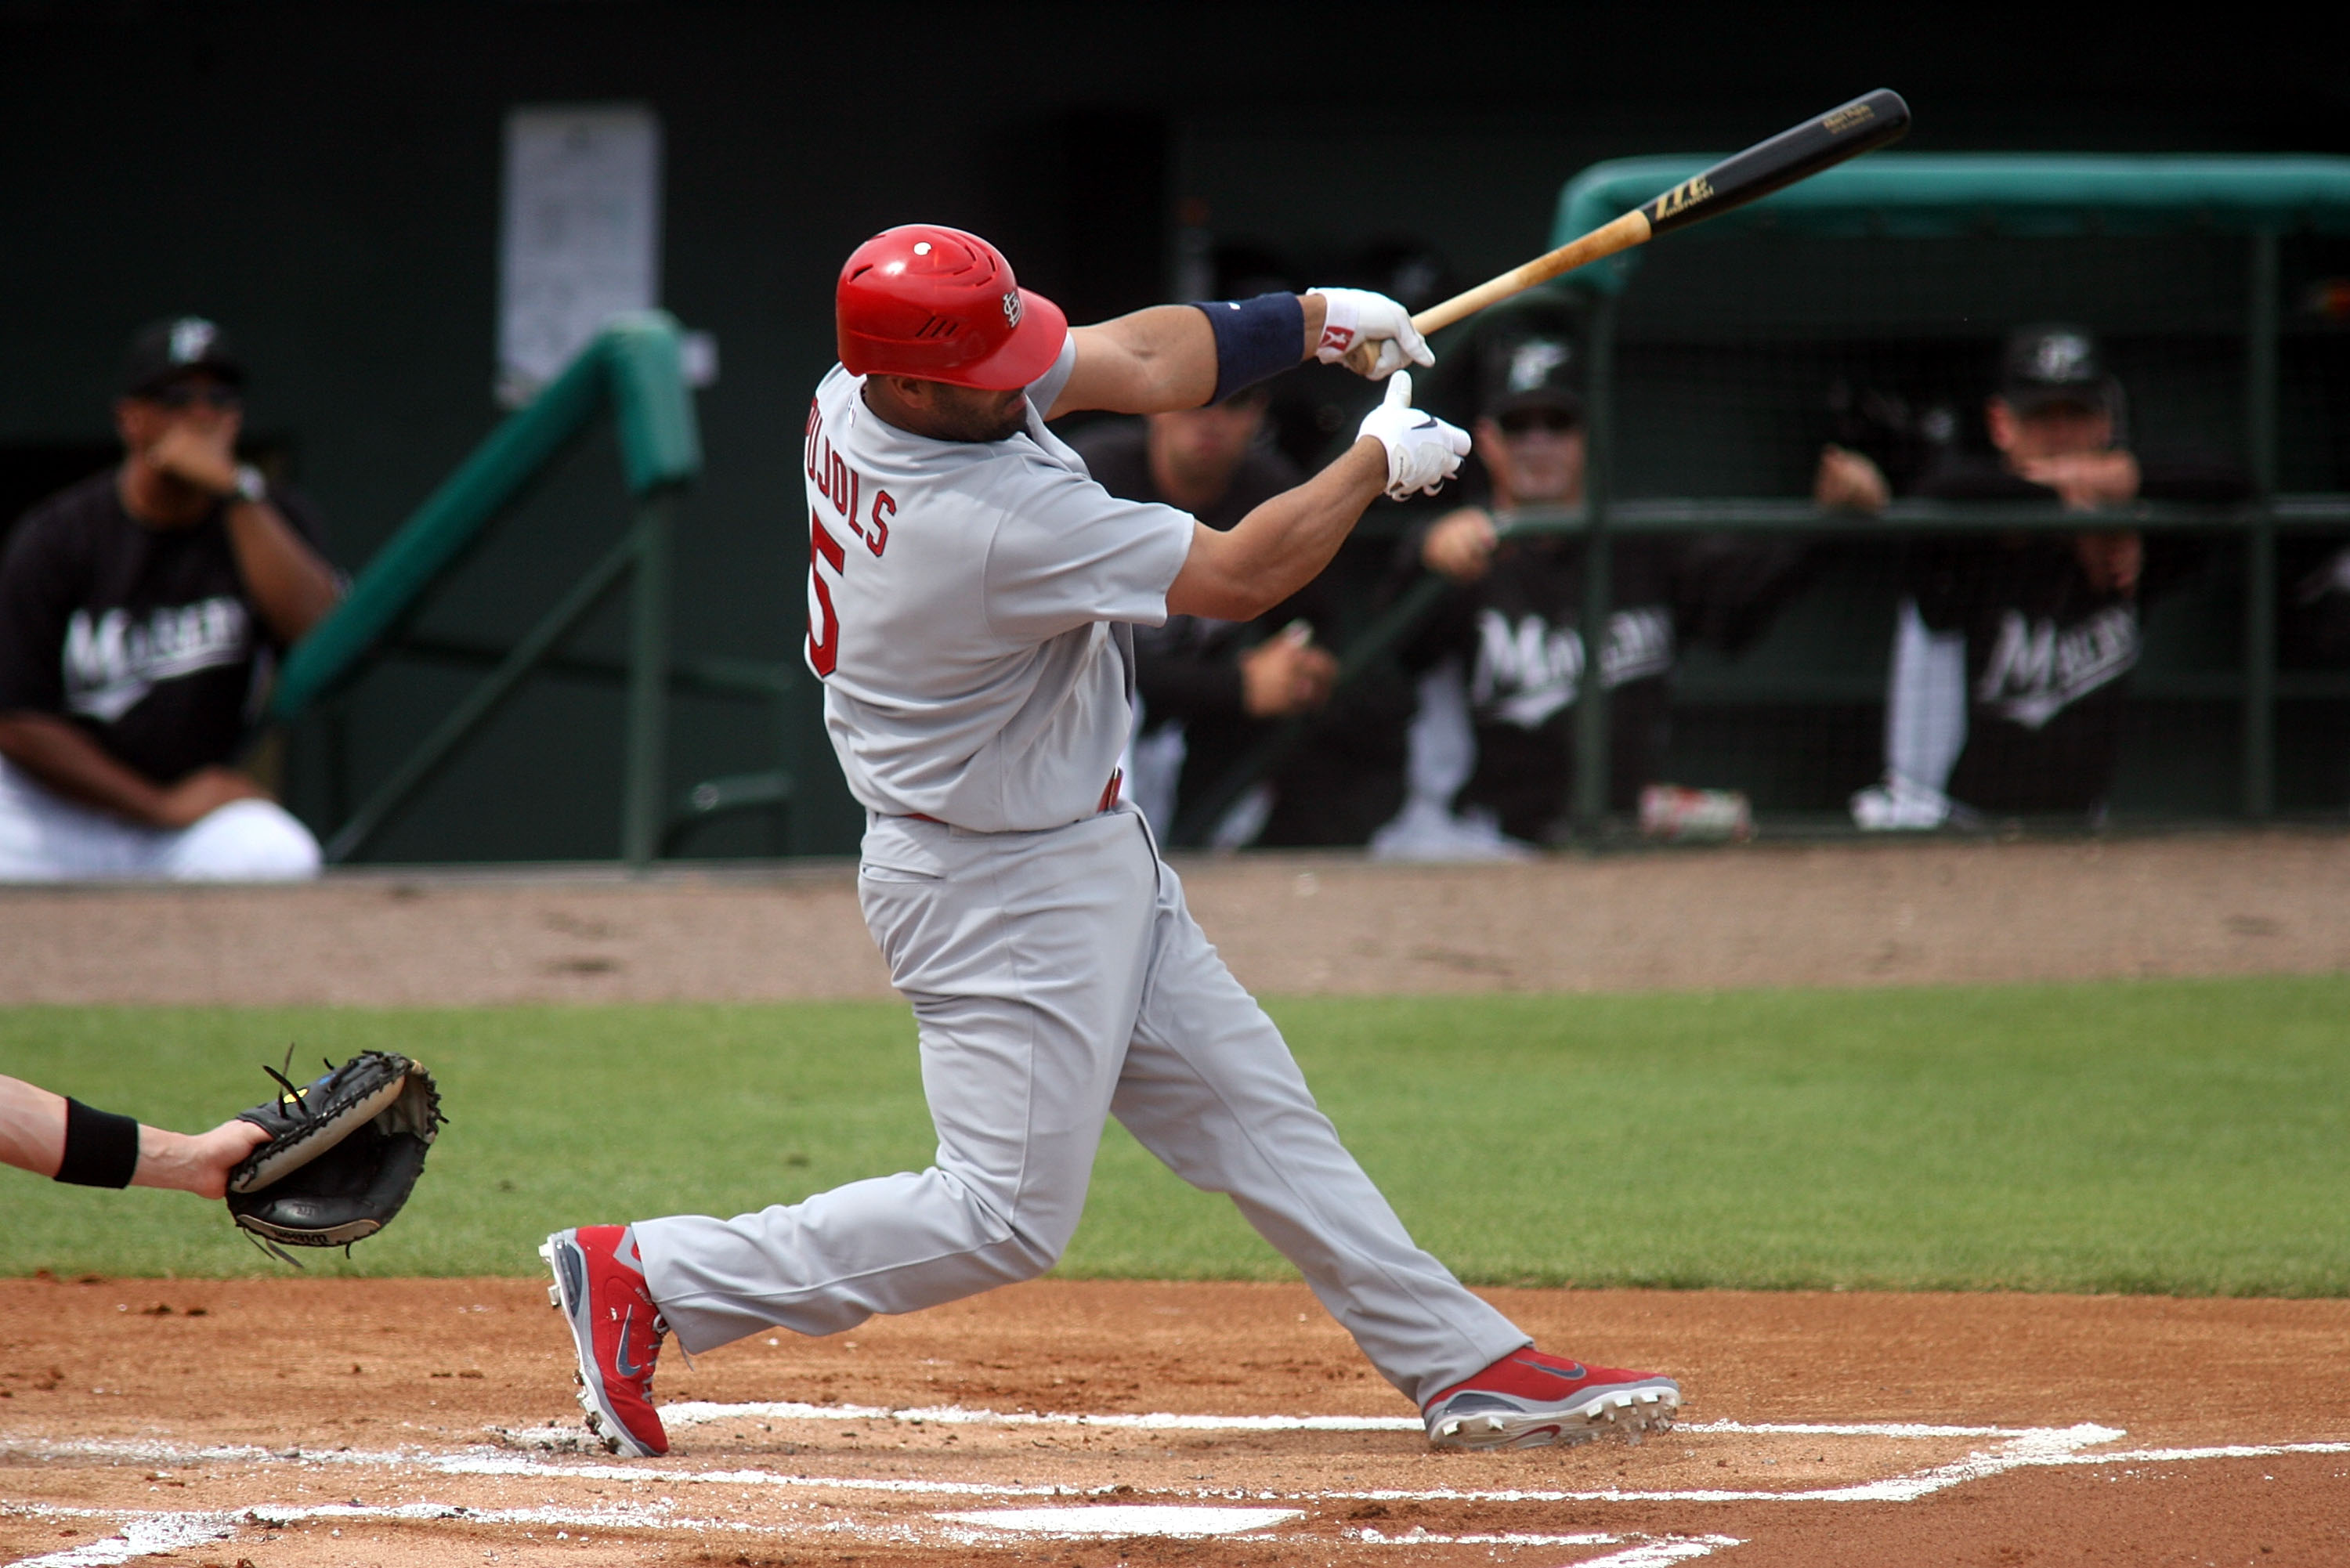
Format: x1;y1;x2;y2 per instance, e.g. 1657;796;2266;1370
165;800;323;882
991;1219;1068;1284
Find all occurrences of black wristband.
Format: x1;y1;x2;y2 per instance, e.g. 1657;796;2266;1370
57;1099;140;1189
1190;293;1304;404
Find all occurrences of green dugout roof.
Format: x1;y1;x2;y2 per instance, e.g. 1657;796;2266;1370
1553;154;2350;291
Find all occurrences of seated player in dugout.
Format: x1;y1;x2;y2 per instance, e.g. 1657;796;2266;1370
0;319;342;879
1823;324;2248;827
1378;305;1807;853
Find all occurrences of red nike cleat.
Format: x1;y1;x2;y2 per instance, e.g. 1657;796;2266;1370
1423;1347;1679;1451
541;1226;670;1457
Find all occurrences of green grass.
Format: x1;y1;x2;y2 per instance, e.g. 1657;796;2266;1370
2;975;2345;1292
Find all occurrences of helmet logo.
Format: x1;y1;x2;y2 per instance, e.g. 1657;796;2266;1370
1002;291;1023;328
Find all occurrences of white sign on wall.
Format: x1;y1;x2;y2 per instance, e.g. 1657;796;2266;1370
496;103;664;408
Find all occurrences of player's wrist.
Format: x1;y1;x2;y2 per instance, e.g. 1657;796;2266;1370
1187;294;1304;405
55;1098;141;1188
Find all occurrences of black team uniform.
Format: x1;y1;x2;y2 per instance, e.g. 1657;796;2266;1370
0;471;327;789
1386;301;1806;845
1398;538;1676;840
1904;454;2247;815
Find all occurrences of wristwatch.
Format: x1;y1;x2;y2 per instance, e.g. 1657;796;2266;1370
231;464;268;505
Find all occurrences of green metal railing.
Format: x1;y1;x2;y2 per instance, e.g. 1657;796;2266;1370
1173;155;2350;844
272;312;795;866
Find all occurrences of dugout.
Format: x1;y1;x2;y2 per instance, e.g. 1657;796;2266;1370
1407;155;2350;833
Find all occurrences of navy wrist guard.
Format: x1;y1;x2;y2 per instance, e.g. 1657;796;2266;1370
57;1098;139;1188
1190;293;1303;404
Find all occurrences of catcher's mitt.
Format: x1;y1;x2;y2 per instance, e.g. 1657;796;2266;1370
226;1050;443;1261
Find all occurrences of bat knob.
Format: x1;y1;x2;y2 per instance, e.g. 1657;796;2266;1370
1342;338;1382;378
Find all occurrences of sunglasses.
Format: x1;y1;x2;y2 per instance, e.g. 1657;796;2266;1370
146;384;242;411
1496;406;1579;436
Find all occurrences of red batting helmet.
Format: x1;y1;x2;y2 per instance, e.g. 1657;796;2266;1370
836;225;1068;390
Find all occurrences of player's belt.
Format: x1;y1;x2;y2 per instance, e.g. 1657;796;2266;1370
903;771;1123;829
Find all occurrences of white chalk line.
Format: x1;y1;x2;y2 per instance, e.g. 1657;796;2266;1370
936;1503;1299;1537
1577;1541;1743;1568
2;1498;873;1568
5;1510;232;1568
5;1422;2016;1505
10;1417;2346;1516
6;1499;1741;1566
655;1397;1427;1433
642;1399;2037;1440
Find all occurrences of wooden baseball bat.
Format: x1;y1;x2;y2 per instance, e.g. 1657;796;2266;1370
1343;89;1911;374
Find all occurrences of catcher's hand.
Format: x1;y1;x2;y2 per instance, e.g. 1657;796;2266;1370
225;1050;443;1261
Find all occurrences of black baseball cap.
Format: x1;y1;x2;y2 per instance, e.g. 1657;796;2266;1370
121;316;246;397
1998;323;2114;416
1479;326;1584;426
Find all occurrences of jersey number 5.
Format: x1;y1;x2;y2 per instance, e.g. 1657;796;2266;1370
807;519;847;677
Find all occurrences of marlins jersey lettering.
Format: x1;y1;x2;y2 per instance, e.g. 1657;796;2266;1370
800;339;1195;832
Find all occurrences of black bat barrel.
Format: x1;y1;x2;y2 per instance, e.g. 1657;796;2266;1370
1641;89;1911;237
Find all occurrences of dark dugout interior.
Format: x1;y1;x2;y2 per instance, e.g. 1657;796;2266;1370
0;2;2338;858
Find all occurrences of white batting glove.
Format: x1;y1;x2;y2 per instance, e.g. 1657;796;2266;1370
1311;287;1433;380
1356;372;1470;500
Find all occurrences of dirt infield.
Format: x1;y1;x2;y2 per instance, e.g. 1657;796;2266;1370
1;828;2346;1005
5;833;2347;1563
2;1277;2345;1566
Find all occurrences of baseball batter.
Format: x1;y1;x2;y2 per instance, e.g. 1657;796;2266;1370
544;225;1679;1458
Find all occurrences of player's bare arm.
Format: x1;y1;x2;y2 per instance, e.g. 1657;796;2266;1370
222;498;343;641
1167;439;1386;620
1048;288;1434;420
1170;372;1472;621
0;710;265;828
1047;297;1322;417
0;1073;266;1198
119;378;344;642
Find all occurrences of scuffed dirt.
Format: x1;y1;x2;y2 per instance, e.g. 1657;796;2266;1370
2;1278;2346;1566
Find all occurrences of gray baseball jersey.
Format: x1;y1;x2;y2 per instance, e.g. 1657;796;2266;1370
802;339;1194;832
629;338;1531;1411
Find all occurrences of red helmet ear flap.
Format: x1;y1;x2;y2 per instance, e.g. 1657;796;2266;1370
837;225;1068;390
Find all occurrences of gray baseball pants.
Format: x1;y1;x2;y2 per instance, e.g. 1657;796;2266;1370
634;805;1528;1407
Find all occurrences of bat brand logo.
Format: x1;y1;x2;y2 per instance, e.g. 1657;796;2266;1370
1002;291;1022;327
1650;175;1715;222
1822;103;1876;134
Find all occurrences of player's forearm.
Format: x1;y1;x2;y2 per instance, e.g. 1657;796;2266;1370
0;711;171;825
0;1075;251;1195
0;1075;68;1178
226;500;342;643
1166;440;1386;620
1061;296;1331;418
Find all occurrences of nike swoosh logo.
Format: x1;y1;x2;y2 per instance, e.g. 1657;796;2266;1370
613;1302;650;1379
1519;1356;1588;1382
